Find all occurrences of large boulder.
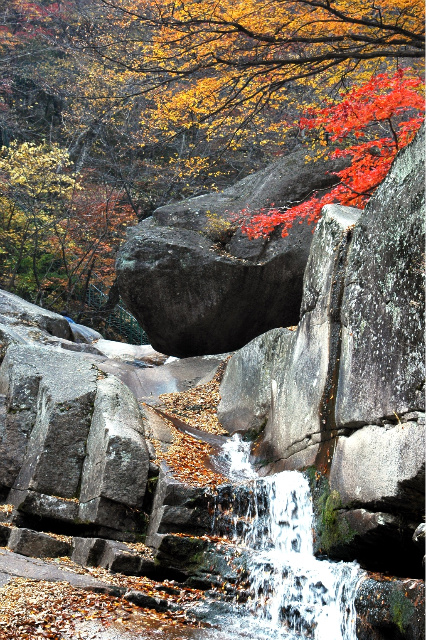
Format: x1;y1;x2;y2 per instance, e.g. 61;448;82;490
117;150;347;357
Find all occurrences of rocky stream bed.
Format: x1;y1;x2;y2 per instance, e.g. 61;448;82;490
0;128;424;639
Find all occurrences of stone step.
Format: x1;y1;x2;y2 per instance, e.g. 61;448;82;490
7;527;71;558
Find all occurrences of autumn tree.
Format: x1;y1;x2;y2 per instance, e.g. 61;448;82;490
70;0;424;146
0;0;423;313
0;141;77;301
0;141;135;307
240;68;424;238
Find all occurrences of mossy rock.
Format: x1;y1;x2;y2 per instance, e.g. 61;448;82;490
155;534;209;572
356;577;424;640
390;588;416;634
305;467;356;555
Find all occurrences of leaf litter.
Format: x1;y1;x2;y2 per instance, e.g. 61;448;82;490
0;561;209;639
0;360;233;637
150;358;231;487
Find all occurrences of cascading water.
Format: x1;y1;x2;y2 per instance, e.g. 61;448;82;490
213;435;363;640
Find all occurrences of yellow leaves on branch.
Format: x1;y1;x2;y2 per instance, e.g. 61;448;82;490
74;0;422;162
0;141;78;201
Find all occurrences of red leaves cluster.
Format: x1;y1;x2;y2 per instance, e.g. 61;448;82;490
242;69;424;239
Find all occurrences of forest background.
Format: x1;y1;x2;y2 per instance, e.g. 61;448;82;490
0;0;424;329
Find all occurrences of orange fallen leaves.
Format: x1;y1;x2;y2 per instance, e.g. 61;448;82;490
159;358;230;437
0;570;208;639
153;427;227;488
154;359;231;487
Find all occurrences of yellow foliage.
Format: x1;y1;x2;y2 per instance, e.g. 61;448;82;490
0;142;78;203
69;0;423;161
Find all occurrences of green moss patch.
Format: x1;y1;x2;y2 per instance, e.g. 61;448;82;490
390;587;416;634
305;467;356;554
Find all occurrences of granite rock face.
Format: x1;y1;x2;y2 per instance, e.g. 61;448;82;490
7;527;72;558
220;129;424;462
218;129;425;573
0;342;151;539
329;422;425;514
263;205;361;468
225;205;361;468
79;376;149;511
117;150;347;357
217;328;294;436
326;128;425;571
336;126;425;426
325;418;425;575
1;345;97;499
145;462;213;550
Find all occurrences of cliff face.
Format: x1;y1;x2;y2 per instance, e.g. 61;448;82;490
218;127;425;575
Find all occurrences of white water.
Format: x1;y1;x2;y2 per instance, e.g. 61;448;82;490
215;435;362;640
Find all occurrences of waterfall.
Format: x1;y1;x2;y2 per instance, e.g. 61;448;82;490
214;435;362;640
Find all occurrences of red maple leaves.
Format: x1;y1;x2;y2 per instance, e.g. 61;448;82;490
242;69;424;239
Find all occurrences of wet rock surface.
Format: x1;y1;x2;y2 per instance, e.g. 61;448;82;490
94;340;168;365
355;576;425;640
0;289;71;340
98;353;226;406
331;508;424;578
